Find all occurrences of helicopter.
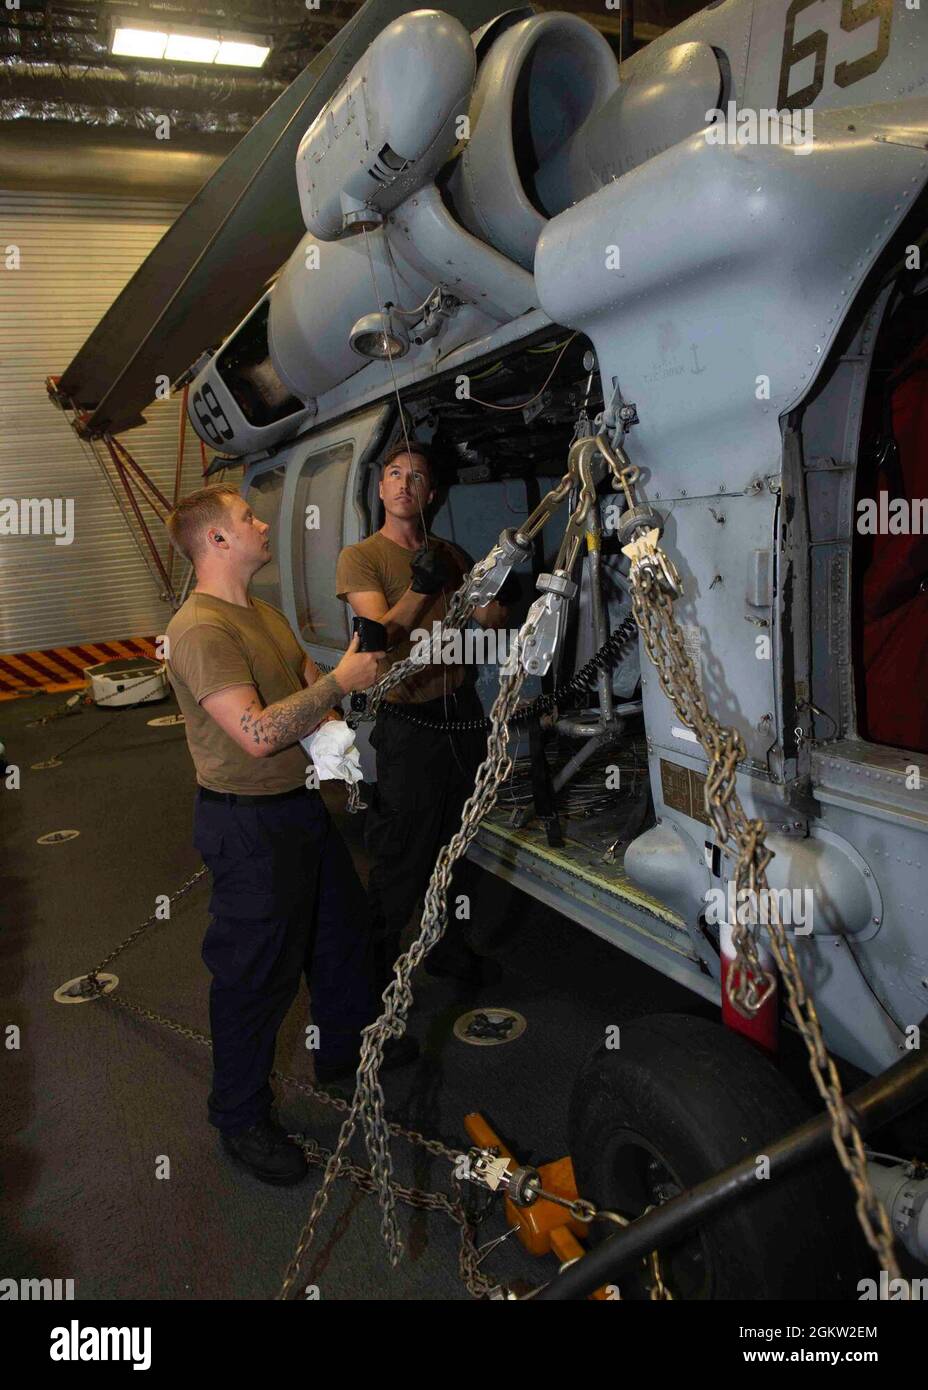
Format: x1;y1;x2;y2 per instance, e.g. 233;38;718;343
55;0;928;1299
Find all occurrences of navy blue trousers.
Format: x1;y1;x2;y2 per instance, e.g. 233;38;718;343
365;685;487;988
193;787;377;1134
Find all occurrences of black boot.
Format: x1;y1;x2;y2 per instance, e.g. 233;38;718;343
424;935;500;986
372;928;403;997
220;1117;309;1186
314;1035;421;1086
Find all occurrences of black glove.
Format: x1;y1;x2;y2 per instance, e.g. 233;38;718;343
409;545;451;595
495;572;522;607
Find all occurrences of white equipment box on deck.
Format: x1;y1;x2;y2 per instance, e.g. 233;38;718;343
84;657;167;708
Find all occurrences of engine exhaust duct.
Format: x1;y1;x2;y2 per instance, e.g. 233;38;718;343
446;11;620;271
445;14;722;272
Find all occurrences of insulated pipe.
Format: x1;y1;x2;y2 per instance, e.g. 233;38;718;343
555;702;643;739
0;121;232;198
552;731;617;795
0;58;284;113
533;1033;928;1300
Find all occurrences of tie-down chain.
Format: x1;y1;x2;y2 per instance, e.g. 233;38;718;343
330;424;899;1285
75;883;503;1299
594;430;900;1282
74;424;899;1293
72;824;669;1299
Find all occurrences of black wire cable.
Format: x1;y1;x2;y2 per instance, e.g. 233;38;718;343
381;614;640;732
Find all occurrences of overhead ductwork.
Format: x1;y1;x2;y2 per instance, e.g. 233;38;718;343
0;121;235;198
0;56;285;133
0;1;345;134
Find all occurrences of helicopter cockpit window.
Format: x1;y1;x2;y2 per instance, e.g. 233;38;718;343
216;300;303;429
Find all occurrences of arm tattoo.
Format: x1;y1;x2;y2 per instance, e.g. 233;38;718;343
239;673;343;753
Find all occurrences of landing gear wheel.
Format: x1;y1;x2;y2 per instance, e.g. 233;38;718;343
569;1013;861;1300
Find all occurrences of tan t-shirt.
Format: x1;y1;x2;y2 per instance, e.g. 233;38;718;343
165;592;341;795
335;531;471;704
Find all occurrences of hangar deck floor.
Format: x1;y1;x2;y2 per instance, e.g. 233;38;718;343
1;689;700;1301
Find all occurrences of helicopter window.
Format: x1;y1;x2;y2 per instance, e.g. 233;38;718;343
243;466;286;613
293;440;355;651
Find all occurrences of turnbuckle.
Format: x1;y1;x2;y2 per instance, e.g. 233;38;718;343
597;431;682;599
621;526;682;599
463;1147;541;1206
516;435;605;678
462;1146;598;1222
465;528;532;606
520;574;578;678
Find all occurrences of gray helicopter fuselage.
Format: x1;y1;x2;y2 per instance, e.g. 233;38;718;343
187;0;928;1076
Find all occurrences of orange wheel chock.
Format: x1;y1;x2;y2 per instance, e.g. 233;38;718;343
463;1111;611;1297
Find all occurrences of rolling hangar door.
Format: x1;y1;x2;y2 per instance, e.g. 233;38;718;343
0;189;208;662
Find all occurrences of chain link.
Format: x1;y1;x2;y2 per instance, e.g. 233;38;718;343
569;1203;672;1299
648;1247;673;1302
361;565;485;720
605;435;902;1282
276;612;537;1298
76;423;901;1291
85;866;208;985
92;986;499;1293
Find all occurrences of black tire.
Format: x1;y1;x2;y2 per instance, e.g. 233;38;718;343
568;1013;863;1300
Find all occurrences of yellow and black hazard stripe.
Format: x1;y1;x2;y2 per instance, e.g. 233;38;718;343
0;637;159;699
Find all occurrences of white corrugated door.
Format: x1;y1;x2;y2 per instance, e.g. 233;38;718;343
0;190;218;653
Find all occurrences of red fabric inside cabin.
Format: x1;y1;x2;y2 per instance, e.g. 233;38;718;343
860;335;928;753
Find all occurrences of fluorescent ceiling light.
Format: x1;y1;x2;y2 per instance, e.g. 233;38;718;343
109;17;270;68
165;33;221;63
111;26;168;59
215;40;271;68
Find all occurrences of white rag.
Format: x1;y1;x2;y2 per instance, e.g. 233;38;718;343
300;720;363;785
